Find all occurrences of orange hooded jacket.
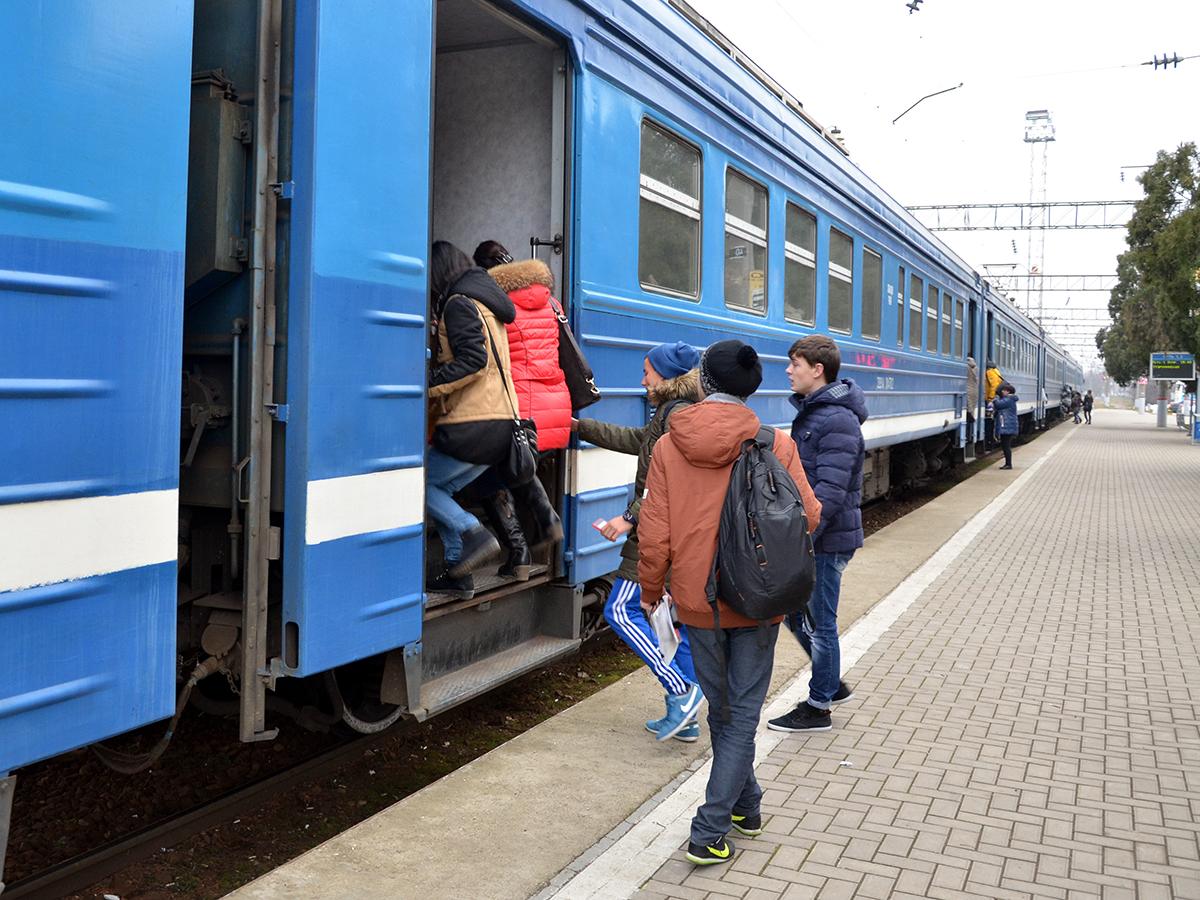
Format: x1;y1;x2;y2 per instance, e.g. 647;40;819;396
637;400;822;630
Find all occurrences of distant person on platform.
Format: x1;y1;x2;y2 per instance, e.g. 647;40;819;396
993;383;1019;470
1083;390;1094;425
984;359;1004;447
1071;390;1083;424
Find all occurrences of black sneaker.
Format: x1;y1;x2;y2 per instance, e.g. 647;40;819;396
446;526;500;578
427;569;474;600
767;701;832;733
686;837;734;866
731;811;762;836
830;681;856;705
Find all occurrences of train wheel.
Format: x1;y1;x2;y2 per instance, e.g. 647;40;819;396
324;663;404;734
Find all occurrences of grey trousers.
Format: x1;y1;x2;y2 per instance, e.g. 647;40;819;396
687;623;779;845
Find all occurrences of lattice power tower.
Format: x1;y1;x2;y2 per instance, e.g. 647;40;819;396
1024;110;1055;322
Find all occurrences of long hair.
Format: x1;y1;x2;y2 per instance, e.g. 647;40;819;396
430;241;473;307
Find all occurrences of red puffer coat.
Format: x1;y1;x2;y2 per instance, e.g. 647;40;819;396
487;259;571;450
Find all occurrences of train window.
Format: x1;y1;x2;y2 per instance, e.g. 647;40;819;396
639;121;701;298
784;203;816;325
896;266;906;346
861;247;882;340
941;293;952;355
724;169;769;314
953;298;964;358
926;287;939;353
827;228;853;333
908;274;922;350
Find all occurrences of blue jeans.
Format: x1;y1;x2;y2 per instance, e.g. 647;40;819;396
604;578;696;695
425;448;487;563
788;551;853;710
687;623;778;845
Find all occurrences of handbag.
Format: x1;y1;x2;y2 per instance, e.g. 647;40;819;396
482;316;539;486
548;296;601;411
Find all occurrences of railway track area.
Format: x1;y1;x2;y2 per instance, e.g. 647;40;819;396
3;426;1061;900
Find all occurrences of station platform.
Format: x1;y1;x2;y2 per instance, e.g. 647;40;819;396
226;411;1200;900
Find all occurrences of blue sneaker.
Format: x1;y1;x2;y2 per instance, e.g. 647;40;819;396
672;721;700;742
646;719;700;742
645;693;671;734
656;684;704;741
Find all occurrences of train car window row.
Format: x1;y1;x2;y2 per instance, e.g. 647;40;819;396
724;168;770;314
636;118;968;360
638;121;702;299
783;202;817;325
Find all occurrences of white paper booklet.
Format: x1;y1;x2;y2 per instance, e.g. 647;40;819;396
649;597;679;665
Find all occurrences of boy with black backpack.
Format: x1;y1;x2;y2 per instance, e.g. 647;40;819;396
768;335;868;734
639;340;821;866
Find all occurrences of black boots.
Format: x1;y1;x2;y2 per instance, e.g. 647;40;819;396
428;568;474;600
482;490;532;581
512;477;563;547
446;525;500;579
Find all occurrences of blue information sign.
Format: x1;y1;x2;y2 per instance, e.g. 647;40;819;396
1150;352;1195;381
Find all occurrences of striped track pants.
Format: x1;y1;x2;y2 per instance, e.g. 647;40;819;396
604;577;696;695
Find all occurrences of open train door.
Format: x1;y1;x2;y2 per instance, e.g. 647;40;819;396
0;0;193;806
279;2;433;677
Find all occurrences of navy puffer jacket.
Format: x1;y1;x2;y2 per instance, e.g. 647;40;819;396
790;379;869;554
993;392;1019;435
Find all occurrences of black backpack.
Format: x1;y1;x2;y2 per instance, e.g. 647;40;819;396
705;426;815;627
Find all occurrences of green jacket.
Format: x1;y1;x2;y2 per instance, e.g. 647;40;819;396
575;368;699;581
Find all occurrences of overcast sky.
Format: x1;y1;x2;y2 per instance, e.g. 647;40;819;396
687;0;1199;367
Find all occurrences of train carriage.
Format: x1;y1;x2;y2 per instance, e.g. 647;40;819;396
0;0;1080;877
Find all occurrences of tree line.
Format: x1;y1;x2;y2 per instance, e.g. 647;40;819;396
1097;143;1200;385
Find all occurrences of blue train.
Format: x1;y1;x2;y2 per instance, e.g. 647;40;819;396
0;0;1081;874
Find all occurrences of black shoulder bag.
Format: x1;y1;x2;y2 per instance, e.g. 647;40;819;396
482;313;539;486
548;295;601;411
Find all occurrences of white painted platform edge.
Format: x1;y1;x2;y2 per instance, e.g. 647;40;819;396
549;426;1078;900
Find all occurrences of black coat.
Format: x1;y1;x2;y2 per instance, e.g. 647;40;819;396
789;380;869;554
430;268;517;465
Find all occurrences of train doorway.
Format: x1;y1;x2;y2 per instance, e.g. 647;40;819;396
433;0;570;289
428;0;573;603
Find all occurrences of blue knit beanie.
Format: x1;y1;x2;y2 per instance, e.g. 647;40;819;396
645;341;700;380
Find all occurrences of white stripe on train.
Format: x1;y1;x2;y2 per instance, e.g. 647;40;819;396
0;489;177;594
305;467;425;546
569;410;967;495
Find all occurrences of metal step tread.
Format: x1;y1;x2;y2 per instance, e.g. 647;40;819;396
425;564;551;610
419;634;580;718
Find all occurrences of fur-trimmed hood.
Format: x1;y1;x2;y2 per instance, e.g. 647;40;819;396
489;258;554;295
649;368;700;408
